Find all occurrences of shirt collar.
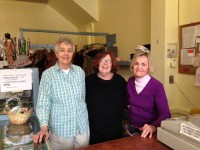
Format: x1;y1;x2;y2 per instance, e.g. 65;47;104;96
135;74;151;83
55;62;75;72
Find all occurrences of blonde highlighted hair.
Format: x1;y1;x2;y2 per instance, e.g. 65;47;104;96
130;52;155;74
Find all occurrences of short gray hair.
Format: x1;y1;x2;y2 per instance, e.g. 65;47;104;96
130;52;155;74
54;37;75;53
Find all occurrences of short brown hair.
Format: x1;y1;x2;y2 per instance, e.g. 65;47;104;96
92;51;118;73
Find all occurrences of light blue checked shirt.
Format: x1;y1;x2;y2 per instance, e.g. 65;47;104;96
36;63;89;138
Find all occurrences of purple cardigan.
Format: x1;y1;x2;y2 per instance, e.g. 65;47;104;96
127;76;171;128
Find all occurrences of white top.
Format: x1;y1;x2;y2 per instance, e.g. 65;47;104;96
135;74;151;94
62;68;70;75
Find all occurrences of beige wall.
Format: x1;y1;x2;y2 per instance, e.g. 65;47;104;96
93;0;151;61
151;0;166;83
0;1;77;44
74;0;99;21
151;0;200;114
179;0;200;25
176;0;200;112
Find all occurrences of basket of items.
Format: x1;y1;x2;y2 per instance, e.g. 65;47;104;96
3;95;33;125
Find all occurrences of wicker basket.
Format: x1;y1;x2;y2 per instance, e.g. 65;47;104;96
3;95;33;125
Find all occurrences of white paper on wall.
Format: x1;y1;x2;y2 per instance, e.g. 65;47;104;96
193;53;200;67
0;69;32;92
194;67;200;86
182;26;196;48
182;25;200;48
181;49;195;65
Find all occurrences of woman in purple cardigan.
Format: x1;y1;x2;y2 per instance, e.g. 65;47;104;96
127;52;171;138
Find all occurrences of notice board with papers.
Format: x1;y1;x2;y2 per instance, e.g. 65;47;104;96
179;22;200;74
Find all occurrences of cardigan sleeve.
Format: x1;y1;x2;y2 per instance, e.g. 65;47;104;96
152;83;171;127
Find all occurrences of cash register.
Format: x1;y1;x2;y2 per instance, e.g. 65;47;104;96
157;114;200;150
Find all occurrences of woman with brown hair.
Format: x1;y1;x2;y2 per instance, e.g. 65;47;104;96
86;51;127;144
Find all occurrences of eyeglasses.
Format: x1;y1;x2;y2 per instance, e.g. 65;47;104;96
100;59;112;64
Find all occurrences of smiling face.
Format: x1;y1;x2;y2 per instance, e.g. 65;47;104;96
133;55;149;78
98;54;112;75
55;42;74;69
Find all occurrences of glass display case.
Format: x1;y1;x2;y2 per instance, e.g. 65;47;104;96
0;116;52;150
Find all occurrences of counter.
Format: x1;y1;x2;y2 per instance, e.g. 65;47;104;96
76;135;172;150
1;117;172;150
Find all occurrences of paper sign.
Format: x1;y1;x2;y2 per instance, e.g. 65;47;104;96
0;69;32;92
181;49;195;65
194;67;200;86
182;25;200;48
182;26;196;48
196;37;200;44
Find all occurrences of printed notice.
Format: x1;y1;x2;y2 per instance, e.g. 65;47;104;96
180;49;195;65
194;67;200;86
0;69;32;92
182;26;196;48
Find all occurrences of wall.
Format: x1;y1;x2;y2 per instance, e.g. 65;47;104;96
176;0;200;112
151;0;200;114
74;0;99;21
0;1;78;44
179;0;200;25
93;0;151;61
151;0;166;83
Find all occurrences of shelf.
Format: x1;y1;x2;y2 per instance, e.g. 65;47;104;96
117;61;130;66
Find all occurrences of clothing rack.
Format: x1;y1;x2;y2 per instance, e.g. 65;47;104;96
84;43;107;47
19;28;116;47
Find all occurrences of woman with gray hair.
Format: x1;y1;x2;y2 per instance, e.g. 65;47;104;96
33;37;89;150
127;52;170;138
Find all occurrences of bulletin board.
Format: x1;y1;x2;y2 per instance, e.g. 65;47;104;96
178;22;200;75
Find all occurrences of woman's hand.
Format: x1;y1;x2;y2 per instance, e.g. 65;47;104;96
32;126;49;143
140;124;156;138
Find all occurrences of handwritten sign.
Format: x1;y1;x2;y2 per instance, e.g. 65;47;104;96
0;69;32;92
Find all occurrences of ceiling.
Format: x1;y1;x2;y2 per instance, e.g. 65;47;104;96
10;0;96;27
